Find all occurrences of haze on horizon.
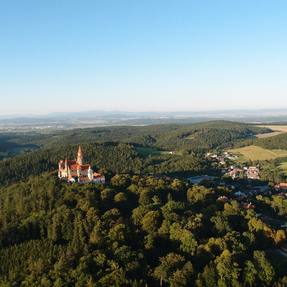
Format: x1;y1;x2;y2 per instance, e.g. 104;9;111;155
0;0;287;115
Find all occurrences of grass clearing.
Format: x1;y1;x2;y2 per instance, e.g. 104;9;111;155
256;125;287;138
135;147;162;157
229;145;287;161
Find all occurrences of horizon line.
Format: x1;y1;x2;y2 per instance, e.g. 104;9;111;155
2;107;287;118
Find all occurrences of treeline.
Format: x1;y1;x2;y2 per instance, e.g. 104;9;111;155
0;121;270;157
0;143;142;186
233;132;287;151
254;133;287;150
0;143;212;186
0;173;286;286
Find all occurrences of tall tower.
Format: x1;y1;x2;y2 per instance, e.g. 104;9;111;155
77;146;83;165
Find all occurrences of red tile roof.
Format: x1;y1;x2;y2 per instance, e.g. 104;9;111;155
79;164;90;170
94;173;104;178
70;164;79;171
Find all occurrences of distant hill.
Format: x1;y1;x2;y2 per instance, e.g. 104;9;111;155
0;121;270;185
2;109;287;131
0;121;269;157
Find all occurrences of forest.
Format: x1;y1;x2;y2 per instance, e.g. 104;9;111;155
0;121;270;159
254;133;287;150
0;173;287;286
0;121;286;286
0;142;213;187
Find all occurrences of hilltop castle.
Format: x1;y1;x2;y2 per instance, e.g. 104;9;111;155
58;146;105;184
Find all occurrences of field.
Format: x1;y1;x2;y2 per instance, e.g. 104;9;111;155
135;147;163;157
256;125;287;138
229;145;287;161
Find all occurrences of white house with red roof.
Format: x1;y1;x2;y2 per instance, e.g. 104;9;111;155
58;146;105;184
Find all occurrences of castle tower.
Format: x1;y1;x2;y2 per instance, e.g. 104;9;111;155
77;146;83;165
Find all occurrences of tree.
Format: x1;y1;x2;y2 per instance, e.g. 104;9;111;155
187;186;214;204
170;223;198;254
243;260;257;287
215;250;240;287
141;211;161;234
196;263;217;287
253;250;274;286
154;253;186;287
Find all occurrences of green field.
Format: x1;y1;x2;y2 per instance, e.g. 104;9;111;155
135;147;162;156
256;125;287;138
229;145;287;161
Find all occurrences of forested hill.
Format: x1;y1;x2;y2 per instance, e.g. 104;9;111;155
0;142;211;186
254;133;287;150
0;121;270;159
0;143;142;186
0;173;286;286
0;121;270;185
1;121;287;286
37;120;270;151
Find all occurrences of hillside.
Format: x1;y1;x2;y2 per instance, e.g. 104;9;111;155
0;142;213;187
254;133;287;150
0;121;269;186
0;173;286;286
0;121;270;160
2;121;287;286
229;146;287;162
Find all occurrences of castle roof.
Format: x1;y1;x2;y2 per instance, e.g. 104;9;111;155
58;147;105;184
94;172;104;178
69;163;90;171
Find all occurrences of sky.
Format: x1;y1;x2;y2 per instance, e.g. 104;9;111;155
0;0;287;115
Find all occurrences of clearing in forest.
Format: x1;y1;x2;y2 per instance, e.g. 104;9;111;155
229;145;287;161
256;125;287;138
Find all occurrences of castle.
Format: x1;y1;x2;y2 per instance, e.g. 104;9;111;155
58;146;105;184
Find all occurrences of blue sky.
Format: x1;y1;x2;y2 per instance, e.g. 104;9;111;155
0;0;287;115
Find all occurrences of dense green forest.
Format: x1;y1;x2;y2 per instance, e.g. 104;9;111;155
0;173;287;286
0;142;212;186
254;133;287;150
0;121;270;159
1;121;286;286
233;130;287;151
0;121;270;185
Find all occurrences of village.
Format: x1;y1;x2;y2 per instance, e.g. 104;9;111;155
57;146;287;228
188;150;287;229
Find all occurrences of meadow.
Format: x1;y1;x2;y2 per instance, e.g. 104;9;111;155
256;125;287;138
229;145;287;161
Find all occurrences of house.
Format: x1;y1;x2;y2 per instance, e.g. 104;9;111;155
227;168;243;179
247;167;260;180
275;183;287;191
58;146;105;184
